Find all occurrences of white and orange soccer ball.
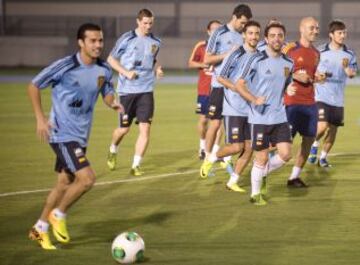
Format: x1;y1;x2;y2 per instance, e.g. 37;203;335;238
111;232;145;264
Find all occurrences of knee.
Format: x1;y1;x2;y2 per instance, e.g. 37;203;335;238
81;175;96;191
232;144;243;154
279;152;292;162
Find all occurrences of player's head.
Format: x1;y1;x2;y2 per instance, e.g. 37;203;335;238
328;20;347;45
242;20;261;48
299;17;319;43
137;9;154;35
206;20;222;36
266;18;281;27
231;4;253;33
264;23;286;52
77;23;103;60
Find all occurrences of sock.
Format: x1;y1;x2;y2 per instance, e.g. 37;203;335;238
208;153;218;163
267;154;286;174
251;163;265;196
35;219;49;232
54;208;66;219
227;172;239;186
211;144;220;155
200;139;206;150
289;166;302;180
320;151;328;160
223;156;231;163
132;155;142;168
312;140;320;148
109;144;118;154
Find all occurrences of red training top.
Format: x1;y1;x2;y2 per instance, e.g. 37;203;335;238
283;41;320;105
190;41;212;96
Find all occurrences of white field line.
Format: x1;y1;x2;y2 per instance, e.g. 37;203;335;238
0;152;359;198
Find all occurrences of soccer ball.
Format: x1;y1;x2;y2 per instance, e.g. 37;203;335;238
111;232;145;264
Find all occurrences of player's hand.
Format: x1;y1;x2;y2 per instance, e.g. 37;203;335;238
294;70;312;84
286;83;297;96
204;65;214;76
314;72;326;83
344;67;356;78
156;66;164;79
36;117;52;143
253;96;266;106
125;70;138;80
110;101;124;113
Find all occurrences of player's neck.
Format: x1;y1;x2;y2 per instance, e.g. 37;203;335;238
299;38;312;48
329;41;343;50
79;51;96;65
244;43;256;53
266;47;281;58
135;28;150;37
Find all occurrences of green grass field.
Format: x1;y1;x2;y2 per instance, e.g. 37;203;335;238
0;83;359;265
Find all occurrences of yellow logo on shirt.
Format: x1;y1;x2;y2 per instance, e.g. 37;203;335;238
342;58;349;68
284;67;290;78
151;44;158;54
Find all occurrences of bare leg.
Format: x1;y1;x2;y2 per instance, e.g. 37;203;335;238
57;166;96;213
322;124;337;154
234;140;253;175
135;122;151;157
39;171;71;221
205;119;221;156
197;114;208;140
111;127;130;146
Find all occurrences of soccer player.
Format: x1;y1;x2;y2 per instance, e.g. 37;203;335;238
200;4;252;176
188;20;222;160
28;23;123;250
106;9;163;175
235;23;294;205
308;20;358;167
201;20;262;193
283;17;321;187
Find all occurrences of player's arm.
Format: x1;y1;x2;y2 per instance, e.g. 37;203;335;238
204;52;229;66
344;55;358;78
103;94;124;113
27;83;51;142
107;55;138;80
188;41;209;69
217;76;236;91
234;79;265;105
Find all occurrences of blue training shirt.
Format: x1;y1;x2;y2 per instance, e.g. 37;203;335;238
110;30;161;95
32;53;114;147
240;49;294;125
315;43;358;107
218;45;259;116
206;24;243;88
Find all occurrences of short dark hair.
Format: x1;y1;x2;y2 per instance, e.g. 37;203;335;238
329;20;346;33
233;4;252;19
243;20;261;33
137;8;154;20
264;22;286;37
207;19;222;30
77;23;102;41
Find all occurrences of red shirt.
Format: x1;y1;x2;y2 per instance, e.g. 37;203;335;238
191;41;211;96
283;42;320;105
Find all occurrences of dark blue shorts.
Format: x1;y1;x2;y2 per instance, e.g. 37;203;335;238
50;142;89;181
196;95;210;115
286;104;318;137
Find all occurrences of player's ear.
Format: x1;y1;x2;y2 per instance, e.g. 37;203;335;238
78;39;84;48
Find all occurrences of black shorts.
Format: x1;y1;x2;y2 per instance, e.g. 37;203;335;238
286;104;318;137
224;116;251;143
251;122;292;151
196;95;210;115
206;87;224;120
317;101;344;126
119;92;154;127
50;142;90;181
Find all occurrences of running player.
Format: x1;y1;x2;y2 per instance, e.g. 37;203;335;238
283;17;321;187
235;22;294;205
308;20;358;167
28;23;122;249
188;20;222;160
106;9;163;175
200;4;252;177
201;20;261;193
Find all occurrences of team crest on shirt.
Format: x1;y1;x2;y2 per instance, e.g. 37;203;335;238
284;67;290;78
151;44;159;54
97;76;105;89
342;58;349;67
